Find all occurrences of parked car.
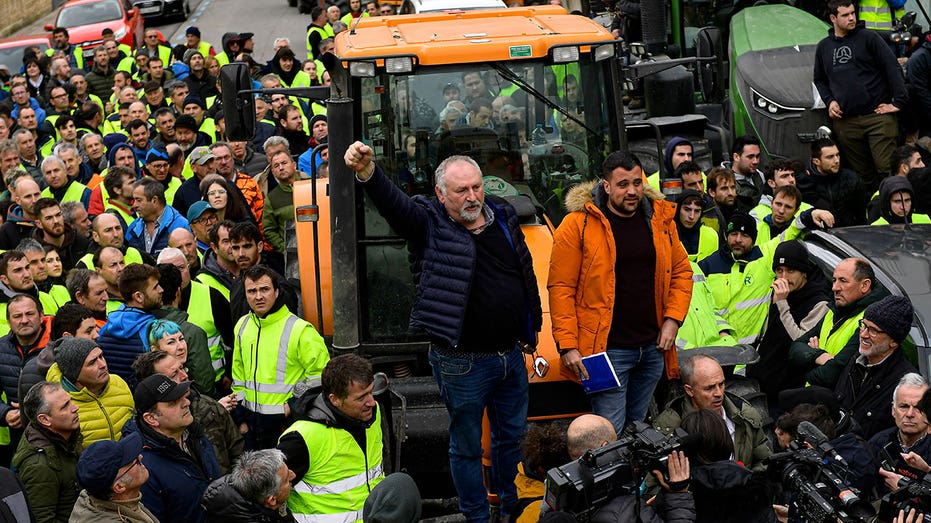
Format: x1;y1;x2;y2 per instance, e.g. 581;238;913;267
44;0;144;61
131;0;191;22
0;34;50;74
804;224;931;375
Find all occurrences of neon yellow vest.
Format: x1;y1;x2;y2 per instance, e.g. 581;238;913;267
186;281;225;381
677;262;736;350
195;272;230;300
306;25;329;61
42;180;89;204
819;309;865;356
859;0;905;31
871;214;931;225
232;307;324;415
283;411;384;522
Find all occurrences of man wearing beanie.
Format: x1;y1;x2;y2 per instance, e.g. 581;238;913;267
747;240;831;405
133;373;220;523
185;26;216;60
698;207;834;344
789;257;889;389
46;337;134;446
183;47;218;103
183;94;218;142
834;295;917;438
174;114;211;153
71;432;159;522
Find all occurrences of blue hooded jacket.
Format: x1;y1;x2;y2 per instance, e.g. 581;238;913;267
11;97;47;126
106;142;142;177
97;306;155;389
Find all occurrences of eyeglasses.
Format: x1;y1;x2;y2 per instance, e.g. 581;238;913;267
115;456;142;483
858;319;886;337
207;189;226;197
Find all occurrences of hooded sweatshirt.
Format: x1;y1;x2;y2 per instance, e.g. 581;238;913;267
876;175;928;223
96;306;155;389
664;136;693;176
813;21;908;117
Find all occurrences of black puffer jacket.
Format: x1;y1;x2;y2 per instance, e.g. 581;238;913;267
201;475;295;523
835;347;917;439
797;161;867;227
907;39;931;136
690;461;776;523
0;316;52;424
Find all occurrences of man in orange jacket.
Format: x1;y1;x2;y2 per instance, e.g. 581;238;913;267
549;151;692;435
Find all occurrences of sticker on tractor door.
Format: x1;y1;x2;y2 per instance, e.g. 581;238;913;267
509;45;532;58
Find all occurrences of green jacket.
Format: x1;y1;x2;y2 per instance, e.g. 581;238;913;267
190;388;244;475
262;181;297;253
153;306;215;397
654;393;772;471
12;423;82;523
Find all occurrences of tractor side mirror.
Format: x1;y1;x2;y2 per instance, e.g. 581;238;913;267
695;25;725;103
902;11;917;28
220;63;256;141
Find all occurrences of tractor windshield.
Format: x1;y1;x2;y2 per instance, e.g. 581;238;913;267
354;58;616;340
357;59;616;222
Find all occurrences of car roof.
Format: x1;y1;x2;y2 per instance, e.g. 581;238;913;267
807;225;931;339
0;34;51;47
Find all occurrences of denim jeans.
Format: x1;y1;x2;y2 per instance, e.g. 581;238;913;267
429;345;529;523
589;344;664;435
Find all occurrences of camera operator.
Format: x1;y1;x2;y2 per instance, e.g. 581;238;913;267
874;373;931;495
680;409;776;523
773;402;878;495
546;414;696;523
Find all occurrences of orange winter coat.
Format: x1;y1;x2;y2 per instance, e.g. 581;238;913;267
548;180;692;380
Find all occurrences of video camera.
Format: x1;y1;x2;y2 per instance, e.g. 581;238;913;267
879;472;931;523
765;422;875;523
543;421;691;521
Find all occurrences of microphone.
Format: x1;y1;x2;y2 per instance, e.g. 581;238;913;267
797;421;829;447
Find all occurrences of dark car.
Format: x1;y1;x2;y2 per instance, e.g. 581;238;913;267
131;0;191;21
804;224;931;375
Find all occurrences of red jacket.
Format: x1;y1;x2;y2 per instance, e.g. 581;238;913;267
548;181;692;379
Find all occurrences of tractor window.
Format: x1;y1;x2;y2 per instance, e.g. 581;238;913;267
354;59;617;340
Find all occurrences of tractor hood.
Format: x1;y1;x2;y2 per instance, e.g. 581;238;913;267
734;46;820;108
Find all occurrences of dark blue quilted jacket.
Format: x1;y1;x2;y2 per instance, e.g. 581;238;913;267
361;167;542;349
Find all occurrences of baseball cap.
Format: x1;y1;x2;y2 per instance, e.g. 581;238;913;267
187;200;215;223
188;146;214;166
77;431;144;499
133;373;191;414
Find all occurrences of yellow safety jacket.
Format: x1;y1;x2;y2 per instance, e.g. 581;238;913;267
283;409;384;523
860;0;905;31
232;306;329;415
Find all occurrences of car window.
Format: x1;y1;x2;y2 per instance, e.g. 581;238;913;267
0;43;48;73
58;0;124;27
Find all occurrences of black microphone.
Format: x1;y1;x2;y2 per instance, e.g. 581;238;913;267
797;421;829;447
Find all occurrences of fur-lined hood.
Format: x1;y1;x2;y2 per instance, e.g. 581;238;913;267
564;179;666;214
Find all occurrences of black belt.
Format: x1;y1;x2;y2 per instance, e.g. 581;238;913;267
431;343;516;360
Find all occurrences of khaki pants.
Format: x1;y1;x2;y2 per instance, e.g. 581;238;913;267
832;112;898;194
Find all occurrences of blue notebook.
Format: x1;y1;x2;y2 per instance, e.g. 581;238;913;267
580;353;620;394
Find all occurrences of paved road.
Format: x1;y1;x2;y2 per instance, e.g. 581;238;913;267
19;0;310;64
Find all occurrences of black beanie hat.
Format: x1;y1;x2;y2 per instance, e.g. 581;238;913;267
772;240;813;273
727;212;757;242
863;295;914;343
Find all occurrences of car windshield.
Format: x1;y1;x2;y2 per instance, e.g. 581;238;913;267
58;0;123;27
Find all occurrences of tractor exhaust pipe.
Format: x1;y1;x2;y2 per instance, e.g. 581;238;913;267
640;0;667;55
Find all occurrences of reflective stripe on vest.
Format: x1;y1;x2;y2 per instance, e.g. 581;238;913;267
234;314;299;414
293;511;363;523
284;412;383;522
860;0;905;30
186;281;224;380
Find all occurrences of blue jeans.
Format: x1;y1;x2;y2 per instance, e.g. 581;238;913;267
589;344;664;435
429;346;529;523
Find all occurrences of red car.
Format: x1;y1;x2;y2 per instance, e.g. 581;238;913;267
44;0;144;61
0;34;50;74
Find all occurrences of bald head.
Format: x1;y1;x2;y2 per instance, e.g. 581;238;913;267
91;213;124;248
567;414;617;459
168;227;199;270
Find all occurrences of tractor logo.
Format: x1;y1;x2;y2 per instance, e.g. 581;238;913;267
834;46;852;66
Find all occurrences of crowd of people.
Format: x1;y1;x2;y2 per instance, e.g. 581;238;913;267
0;0;928;521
